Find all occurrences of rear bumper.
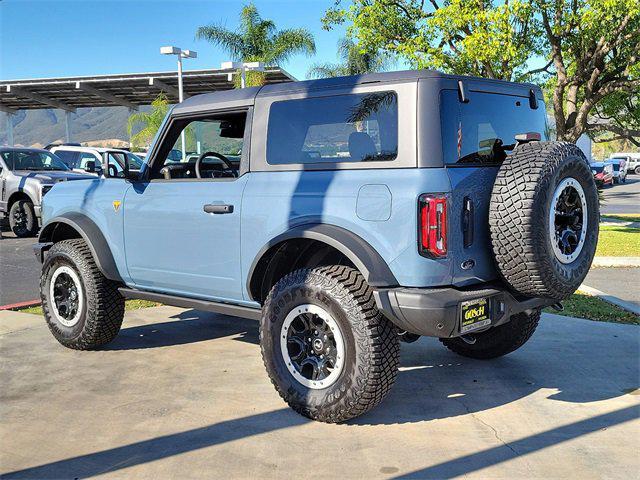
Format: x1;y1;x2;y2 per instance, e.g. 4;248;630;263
373;283;555;338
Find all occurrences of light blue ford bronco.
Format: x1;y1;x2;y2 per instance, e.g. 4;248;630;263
35;70;599;422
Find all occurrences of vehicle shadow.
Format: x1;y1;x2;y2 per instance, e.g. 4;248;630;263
352;320;639;425
102;309;258;350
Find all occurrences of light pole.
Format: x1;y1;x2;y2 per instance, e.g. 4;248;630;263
221;61;265;88
161;46;197;160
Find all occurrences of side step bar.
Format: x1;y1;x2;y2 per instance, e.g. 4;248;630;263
118;288;262;320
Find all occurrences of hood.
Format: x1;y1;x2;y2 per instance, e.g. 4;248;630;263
12;170;96;183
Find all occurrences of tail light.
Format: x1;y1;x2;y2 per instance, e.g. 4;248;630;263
419;194;448;258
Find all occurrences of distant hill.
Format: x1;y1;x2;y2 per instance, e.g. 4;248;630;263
0;105;150;147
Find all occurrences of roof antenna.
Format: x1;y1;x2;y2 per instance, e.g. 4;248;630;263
457;80;469;103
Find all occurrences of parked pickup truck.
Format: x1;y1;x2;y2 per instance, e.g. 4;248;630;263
0;147;95;237
34;70;599;423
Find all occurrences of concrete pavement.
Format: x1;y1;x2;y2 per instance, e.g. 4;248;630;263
1;307;638;479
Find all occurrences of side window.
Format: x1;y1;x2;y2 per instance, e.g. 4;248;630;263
54;150;79;169
107;152;126;177
266;92;398;165
77;152;101;172
152;111;246;180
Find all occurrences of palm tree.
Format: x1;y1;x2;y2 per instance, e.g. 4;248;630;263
307;38;394;79
127;94;170;150
196;3;316;87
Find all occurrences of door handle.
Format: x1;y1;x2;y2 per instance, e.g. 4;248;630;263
203;203;234;214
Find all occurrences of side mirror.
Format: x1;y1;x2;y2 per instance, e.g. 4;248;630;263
84;160;96;173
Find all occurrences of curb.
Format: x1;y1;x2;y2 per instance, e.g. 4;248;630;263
0;300;41;311
579;284;640;316
591;257;640;267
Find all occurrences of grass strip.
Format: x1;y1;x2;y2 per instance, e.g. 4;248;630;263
595;226;640;257
544;291;639;325
18;299;160;316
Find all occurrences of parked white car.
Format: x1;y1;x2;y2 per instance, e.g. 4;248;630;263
48;145;144;177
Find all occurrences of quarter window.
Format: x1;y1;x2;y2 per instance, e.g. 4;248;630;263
266;92;398;165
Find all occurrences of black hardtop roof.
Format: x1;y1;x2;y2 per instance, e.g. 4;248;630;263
173;69;542;114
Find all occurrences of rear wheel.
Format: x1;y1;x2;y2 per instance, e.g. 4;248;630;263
441;309;541;360
260;266;399;423
9;200;37;237
41;239;125;349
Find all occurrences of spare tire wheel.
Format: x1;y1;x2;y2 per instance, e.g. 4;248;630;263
489;141;599;300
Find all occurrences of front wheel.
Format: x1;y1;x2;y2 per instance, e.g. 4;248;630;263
440;309;541;360
41;239;125;349
9;200;37;237
260;266;400;423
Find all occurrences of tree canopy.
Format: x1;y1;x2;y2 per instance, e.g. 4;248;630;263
196;3;316;87
323;0;640;145
127;94;170;150
307;37;394;78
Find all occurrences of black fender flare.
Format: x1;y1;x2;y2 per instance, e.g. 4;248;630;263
246;223;399;301
38;213;123;282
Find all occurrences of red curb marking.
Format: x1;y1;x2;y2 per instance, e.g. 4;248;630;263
0;300;41;311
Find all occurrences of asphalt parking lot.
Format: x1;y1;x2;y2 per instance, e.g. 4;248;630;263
1;307;638;479
600;174;640;215
0;229;40;306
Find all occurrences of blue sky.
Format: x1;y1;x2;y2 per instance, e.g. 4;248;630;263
0;0;347;81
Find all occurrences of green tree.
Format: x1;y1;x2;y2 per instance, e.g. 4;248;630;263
324;0;640;145
307;37;394;78
196;3;316;87
127;94;170;150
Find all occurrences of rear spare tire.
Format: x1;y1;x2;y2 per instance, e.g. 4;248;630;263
489;141;598;300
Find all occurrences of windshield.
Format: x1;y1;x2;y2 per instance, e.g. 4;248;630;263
1;150;69;171
592;165;604;173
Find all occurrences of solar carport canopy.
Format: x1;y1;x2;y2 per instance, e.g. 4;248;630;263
0;67;294;113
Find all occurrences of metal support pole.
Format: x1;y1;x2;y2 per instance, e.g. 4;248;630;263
64;110;72;143
6;112;14;146
177;55;186;161
128;107;134;149
240;67;246;89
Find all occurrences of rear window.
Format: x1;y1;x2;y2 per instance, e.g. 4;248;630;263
440;90;548;165
267;92;398;165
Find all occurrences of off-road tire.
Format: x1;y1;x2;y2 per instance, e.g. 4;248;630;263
635;166;640;175
9;200;37;237
490;141;599;300
41;239;124;349
260;266;400;423
441;309;540;360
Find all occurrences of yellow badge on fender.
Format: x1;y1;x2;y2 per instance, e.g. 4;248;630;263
112;201;121;212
